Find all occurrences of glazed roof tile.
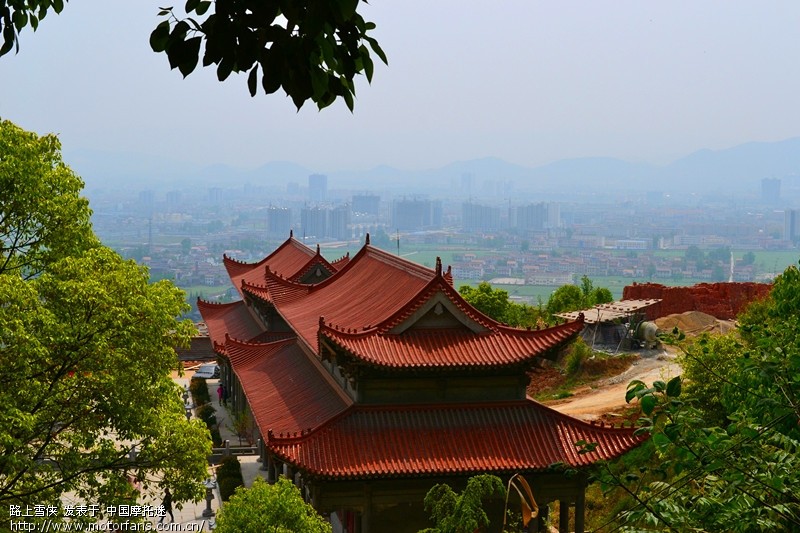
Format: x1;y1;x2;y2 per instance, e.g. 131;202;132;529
268;400;646;480
224;236;316;297
320;319;584;369
330;253;351;270
245;245;436;351
225;337;351;436
197;299;265;348
289;246;339;283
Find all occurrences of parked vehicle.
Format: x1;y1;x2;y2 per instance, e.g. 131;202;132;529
192;363;220;380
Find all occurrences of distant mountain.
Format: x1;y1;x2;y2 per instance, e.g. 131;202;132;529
67;136;800;197
246;161;314;185
661;137;800;192
524;157;653;192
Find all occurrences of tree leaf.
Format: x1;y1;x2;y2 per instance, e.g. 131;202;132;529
641;394;657;416
247;65;258;97
666;376;682;397
178;36;202;77
195;1;212;16
149;20;171;52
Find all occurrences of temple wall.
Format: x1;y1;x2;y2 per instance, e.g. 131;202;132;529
622;282;771;320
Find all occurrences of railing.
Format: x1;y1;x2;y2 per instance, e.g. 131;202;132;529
209;439;260;464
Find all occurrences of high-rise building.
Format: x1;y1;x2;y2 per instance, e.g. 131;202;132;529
512;202;548;230
462;202;501;232
308;174;327;203
762;178;781;204
138;190;155;206
352;194;380;216
267;207;292;238
391;198;442;231
785;209;800;242
301;206;328;240
329;205;351;241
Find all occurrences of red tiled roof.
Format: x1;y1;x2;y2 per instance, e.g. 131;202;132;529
330;253;351;270
225;337;351;436
320;319;583;369
289;248;338;283
175;336;216;361
318;262;583;369
224;236;316;297
268;400;646;480
244;245;436;352
197;299;265;349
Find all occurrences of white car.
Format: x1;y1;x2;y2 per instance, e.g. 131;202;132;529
192;363;220;380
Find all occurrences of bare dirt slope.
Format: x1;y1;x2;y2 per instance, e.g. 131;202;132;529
545;311;737;420
548;348;680;420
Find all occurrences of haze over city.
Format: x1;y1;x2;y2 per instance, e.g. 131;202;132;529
2;1;800;185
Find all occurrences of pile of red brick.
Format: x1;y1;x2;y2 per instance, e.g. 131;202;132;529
622;282;772;320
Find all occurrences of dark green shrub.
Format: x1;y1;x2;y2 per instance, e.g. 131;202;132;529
216;456;244;501
217;456;243;481
218;477;242;502
196;404;217;431
190;378;210;406
210;428;222;447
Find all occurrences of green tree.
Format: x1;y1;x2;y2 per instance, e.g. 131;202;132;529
0;120;96;278
591;286;613;305
421;474;505;533
711;263;727;281
459;282;547;328
459;282;511;323
741;251;756;266
545;284;583;315
0;121;211;529
597;264;800;531
1;0;386;111
708;245;731;264
684;245;706;269
214;477;332;533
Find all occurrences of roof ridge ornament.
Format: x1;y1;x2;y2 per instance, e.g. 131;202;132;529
365;233;370;245
435;257;442;276
290;229;293;238
316;244;321;255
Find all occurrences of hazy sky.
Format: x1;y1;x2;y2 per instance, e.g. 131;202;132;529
1;1;799;172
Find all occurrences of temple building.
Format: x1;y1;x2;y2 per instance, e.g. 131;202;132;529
199;233;644;533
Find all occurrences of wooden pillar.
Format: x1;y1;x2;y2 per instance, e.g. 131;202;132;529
528;512;540;533
360;484;372;533
536;504;549;532
559;500;570;533
266;456;276;483
575;488;586;533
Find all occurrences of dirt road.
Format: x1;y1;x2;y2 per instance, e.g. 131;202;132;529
548;349;681;421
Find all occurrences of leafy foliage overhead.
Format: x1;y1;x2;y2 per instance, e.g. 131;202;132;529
0;0;386;111
0;121;211;529
0;119;96;278
150;0;387;111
